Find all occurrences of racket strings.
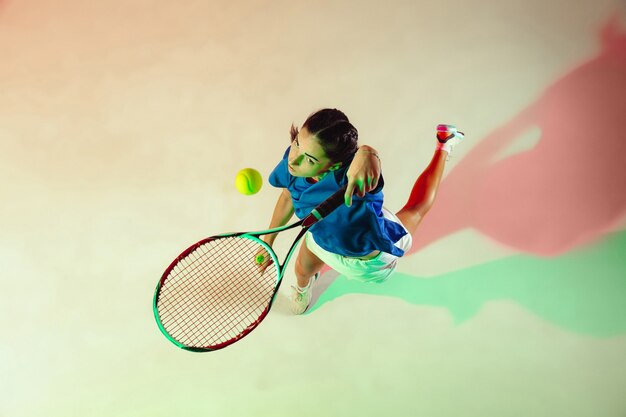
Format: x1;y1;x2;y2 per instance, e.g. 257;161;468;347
161;244;254;341
160;243;271;345
156;237;278;348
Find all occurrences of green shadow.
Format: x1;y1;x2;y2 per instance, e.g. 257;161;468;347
308;230;626;337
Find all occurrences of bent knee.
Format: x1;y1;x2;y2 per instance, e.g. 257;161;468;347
395;209;424;236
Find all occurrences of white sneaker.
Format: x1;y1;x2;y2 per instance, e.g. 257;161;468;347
290;273;319;315
436;124;465;155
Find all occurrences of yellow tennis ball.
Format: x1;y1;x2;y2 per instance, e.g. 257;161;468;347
235;168;263;195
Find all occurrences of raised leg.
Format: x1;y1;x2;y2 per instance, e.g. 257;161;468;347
395;149;448;235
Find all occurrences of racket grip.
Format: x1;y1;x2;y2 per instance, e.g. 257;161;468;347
302;185;348;227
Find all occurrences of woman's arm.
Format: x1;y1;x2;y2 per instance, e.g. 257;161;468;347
263;188;295;246
344;145;382;206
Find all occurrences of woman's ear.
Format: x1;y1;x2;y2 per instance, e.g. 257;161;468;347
328;162;342;172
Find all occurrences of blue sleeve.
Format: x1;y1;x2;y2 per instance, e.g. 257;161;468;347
268;147;291;188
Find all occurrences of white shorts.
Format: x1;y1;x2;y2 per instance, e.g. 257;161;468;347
304;207;413;284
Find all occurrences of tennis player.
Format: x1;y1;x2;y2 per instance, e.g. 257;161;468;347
264;108;464;314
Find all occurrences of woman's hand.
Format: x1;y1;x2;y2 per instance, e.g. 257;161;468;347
255;246;274;274
344;145;381;206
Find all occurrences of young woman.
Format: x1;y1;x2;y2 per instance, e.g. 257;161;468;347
262;108;464;314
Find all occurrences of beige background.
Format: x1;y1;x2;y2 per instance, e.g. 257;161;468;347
1;0;625;416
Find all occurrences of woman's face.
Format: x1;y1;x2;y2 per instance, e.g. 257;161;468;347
287;127;341;179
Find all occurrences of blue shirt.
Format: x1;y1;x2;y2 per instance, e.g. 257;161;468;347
268;147;407;257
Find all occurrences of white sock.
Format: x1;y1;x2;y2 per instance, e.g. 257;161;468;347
436;142;452;154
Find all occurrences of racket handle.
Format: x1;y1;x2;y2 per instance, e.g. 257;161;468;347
302;185;348;227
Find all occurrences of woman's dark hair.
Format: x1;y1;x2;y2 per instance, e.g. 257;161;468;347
289;108;359;165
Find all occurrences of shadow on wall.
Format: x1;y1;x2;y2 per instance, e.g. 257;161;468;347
310;229;626;337
410;14;626;256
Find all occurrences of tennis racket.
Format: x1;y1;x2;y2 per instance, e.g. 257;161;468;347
153;185;348;351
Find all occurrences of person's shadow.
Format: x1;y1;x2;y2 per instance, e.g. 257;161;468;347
410;13;626;256
308;229;626;337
